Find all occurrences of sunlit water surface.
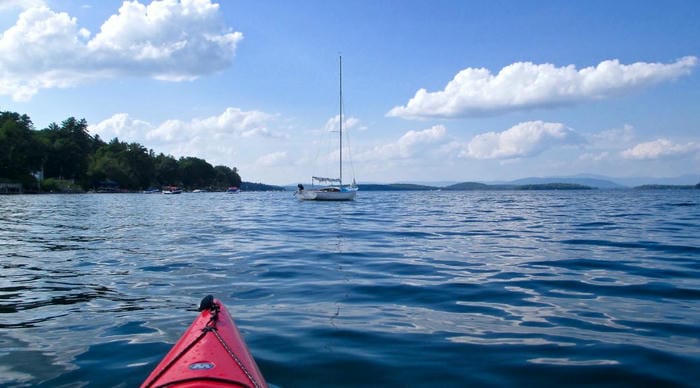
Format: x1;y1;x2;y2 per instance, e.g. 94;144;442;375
1;190;699;387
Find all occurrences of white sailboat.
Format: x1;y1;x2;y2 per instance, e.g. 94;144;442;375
296;56;358;201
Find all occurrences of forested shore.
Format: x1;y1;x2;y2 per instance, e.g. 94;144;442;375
1;111;243;193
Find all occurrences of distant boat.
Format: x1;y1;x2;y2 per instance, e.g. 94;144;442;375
226;186;240;193
296;55;358;201
163;186;182;194
143;188;160;194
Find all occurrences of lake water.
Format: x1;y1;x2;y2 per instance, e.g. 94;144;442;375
1;190;699;387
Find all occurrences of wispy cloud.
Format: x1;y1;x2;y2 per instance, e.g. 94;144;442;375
0;0;242;101
356;125;448;162
387;57;697;119
255;151;288;167
589;124;635;148
621;138;700;160
89;106;281;166
575;124;636;162
0;0;45;11
462;121;583;159
322;115;363;133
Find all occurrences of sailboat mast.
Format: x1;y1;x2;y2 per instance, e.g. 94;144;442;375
339;55;343;186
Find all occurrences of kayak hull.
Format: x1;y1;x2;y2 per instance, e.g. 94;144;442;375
141;297;266;388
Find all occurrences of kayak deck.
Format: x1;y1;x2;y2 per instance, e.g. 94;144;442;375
142;296;266;388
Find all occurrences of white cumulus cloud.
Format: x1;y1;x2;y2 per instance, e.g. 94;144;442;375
387;57;698;119
90;112;154;141
621;139;700;160
356;125;448;161
146;107;273;144
463;121;583;159
89;106;279;165
0;0;242;100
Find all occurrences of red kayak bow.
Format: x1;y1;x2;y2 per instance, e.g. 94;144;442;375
141;295;267;388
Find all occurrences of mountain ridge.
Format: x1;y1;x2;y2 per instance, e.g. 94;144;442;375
286;174;700;190
402;174;700;189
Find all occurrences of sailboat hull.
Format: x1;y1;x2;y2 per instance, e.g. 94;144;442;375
295;188;357;201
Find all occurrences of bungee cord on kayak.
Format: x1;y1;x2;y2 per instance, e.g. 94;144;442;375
202;299;262;388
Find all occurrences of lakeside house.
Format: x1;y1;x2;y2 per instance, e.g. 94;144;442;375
0;183;22;194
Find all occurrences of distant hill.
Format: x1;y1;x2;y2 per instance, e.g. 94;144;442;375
359;183;436;191
443;182;594;191
507;177;624;189
445;182;489;190
444;182;513;190
282;183;438;191
395;180;459;187
633;184;699;190
381;175;624;188
518;183;595;190
614;175;700;187
282;174;700;191
240;181;286;191
503;174;700;188
359;182;596;191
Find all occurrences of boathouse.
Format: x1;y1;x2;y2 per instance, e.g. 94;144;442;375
0;183;22;194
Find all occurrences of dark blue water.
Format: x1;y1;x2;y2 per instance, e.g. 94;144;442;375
1;190;699;387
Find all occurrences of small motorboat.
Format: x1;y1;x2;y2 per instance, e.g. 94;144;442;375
162;186;182;194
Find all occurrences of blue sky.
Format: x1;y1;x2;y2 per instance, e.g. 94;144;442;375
1;0;698;185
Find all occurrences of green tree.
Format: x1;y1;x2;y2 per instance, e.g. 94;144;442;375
87;139;156;190
37;117;95;184
124;142;155;189
179;157;215;189
1;110;247;192
213;165;242;189
0;111;42;183
154;153;180;186
87;139;128;189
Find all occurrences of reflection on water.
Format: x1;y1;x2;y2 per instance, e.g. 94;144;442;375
1;190;700;386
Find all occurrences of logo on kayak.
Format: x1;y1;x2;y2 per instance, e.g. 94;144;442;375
189;362;215;370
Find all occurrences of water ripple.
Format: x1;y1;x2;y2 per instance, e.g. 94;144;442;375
1;190;700;386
